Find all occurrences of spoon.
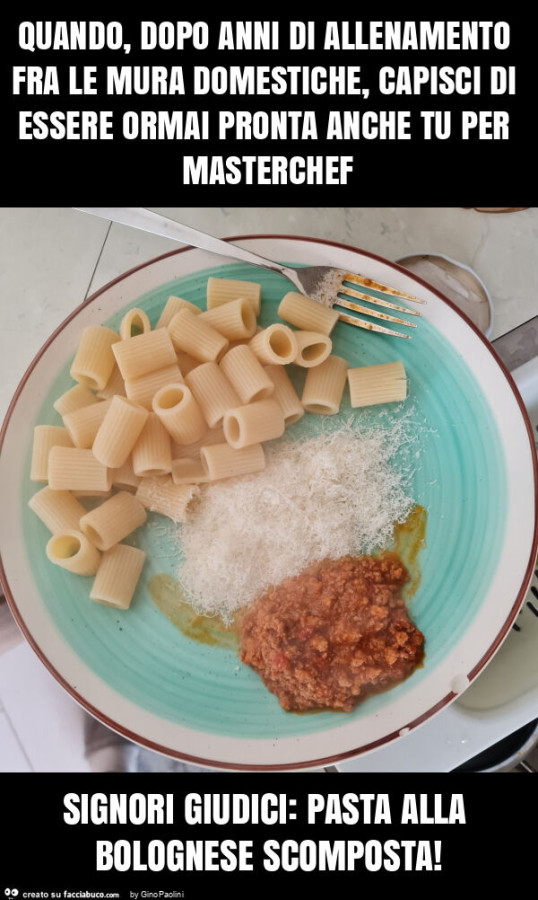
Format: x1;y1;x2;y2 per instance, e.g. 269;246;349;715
395;253;493;337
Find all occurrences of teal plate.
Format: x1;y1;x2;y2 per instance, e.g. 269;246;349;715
1;236;536;769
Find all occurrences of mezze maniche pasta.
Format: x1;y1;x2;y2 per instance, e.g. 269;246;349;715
28;274;407;612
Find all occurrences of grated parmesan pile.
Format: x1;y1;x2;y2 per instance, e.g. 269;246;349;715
175;412;417;622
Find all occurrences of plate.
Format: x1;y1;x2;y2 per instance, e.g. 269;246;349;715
1;235;536;770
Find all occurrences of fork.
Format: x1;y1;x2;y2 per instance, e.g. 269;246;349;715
74;207;425;339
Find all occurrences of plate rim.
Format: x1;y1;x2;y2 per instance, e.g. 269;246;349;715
1;232;537;771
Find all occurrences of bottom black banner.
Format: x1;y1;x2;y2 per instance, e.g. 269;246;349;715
2;771;534;894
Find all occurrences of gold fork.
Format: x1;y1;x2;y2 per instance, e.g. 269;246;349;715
74;208;425;339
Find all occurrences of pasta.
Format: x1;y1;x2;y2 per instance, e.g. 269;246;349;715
72;489;112;499
46;530;101;576
131;412;172;477
96;365;127;400
199;297;257;341
184;361;241;429
63;398;112;449
302;355;349;415
47;446;112;493
53;384;101;417
347;361;407;408
92;396;149;468
119;307;151;340
80;490;147;551
175;352;200;377
219;345;275;404
263;364;304;425
278;291;339;335
90;543;147;610
70;326;120;391
110;457;141;491
223;399;285;449
28;487;87;534
30;425;74;482
156;295;202;329
249;323;298;366
292;331;332;368
112;328;177;381
171;458;212;484
168;308;229;363
124;363;184;410
171;425;226;460
200;442;266;481
30;274;410;622
135;476;199;523
206;276;261;315
152;383;207;445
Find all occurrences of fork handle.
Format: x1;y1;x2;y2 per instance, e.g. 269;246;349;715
74;207;303;290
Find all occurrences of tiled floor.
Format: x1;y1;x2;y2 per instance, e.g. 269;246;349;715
1;206;537;772
0;600;90;771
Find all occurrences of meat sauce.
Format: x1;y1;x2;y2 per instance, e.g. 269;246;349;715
239;554;424;712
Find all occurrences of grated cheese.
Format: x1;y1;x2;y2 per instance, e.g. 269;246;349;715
175;411;417;621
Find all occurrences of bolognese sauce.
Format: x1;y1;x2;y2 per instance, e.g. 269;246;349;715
239;554;424;713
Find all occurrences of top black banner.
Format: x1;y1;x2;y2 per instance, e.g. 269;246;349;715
1;12;534;206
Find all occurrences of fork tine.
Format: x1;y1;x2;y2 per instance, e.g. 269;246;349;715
337;287;422;317
343;273;426;304
337;312;410;339
335;297;417;329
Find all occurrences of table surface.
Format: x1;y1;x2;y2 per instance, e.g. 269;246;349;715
1;206;537;772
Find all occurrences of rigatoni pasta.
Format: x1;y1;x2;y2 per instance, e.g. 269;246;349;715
347;361;407;408
53;384;101;417
170;425;225;460
110;457;141;491
28;487;87;534
63;399;112;449
119;307;151;341
156;295;202;329
30;425;74;482
184;362;241;429
80;490;147;551
200;442;266;481
278;291;339;335
219;345;274;404
175;352;200;377
171;458;212;484
131;413;172;477
263;365;304;425
152;383;207;445
92;396;149;468
292;331;332;368
135;476;199;523
223;399;285;449
70;326;120;391
46;530;101;576
90;544;147;610
48;446;112;493
199;297;257;341
207;276;261;315
96;365;126;401
124;363;183;410
301;355;349;415
249;324;298;366
113;328;178;381
168;308;229;363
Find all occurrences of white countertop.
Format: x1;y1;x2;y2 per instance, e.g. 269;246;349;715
1;206;537;772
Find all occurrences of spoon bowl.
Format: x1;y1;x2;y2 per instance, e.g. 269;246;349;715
396;253;493;337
